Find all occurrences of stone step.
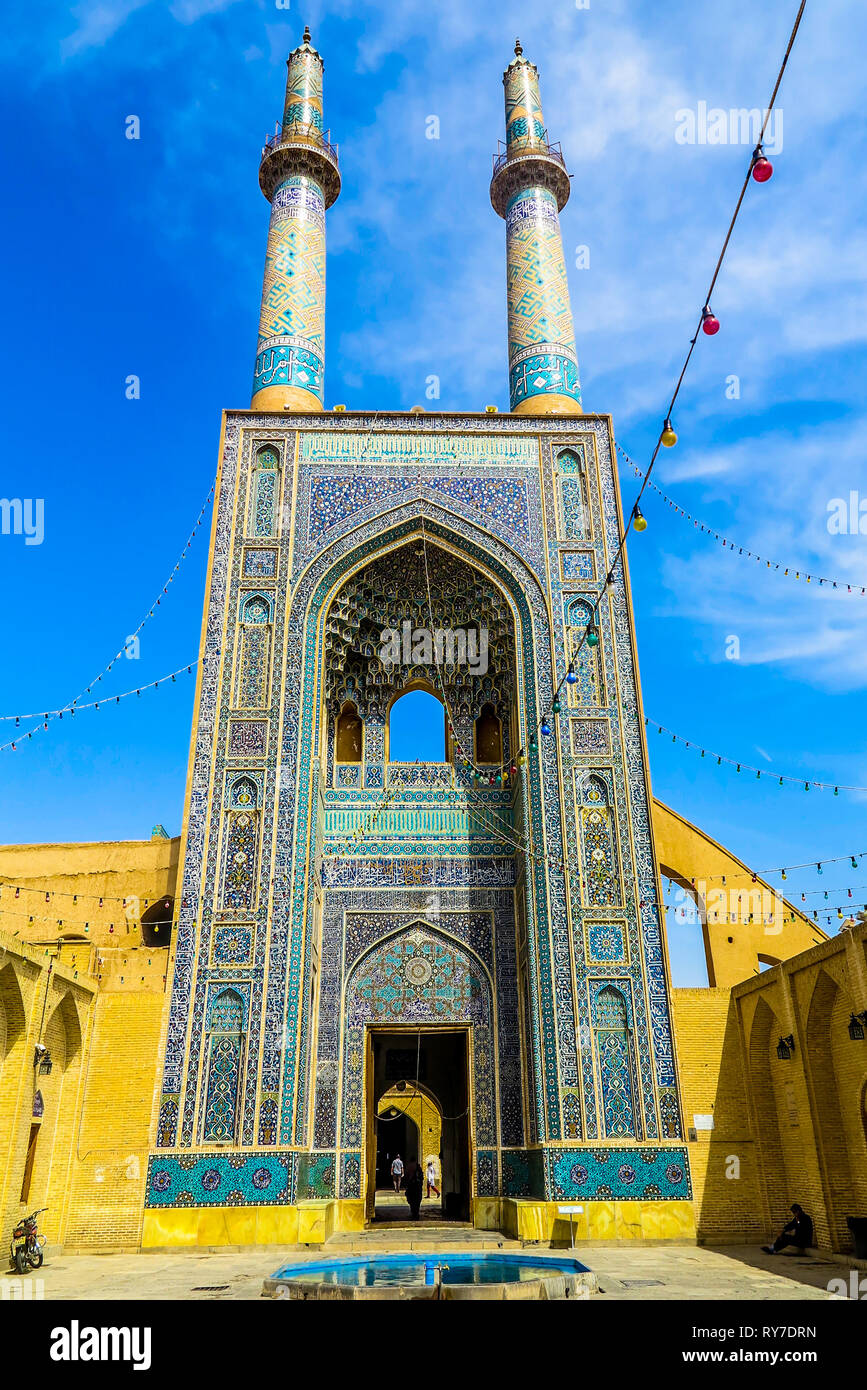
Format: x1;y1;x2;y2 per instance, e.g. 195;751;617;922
326;1229;520;1252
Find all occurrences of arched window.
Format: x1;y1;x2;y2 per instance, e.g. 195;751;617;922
141;897;173;949
388;688;446;762
202;989;245;1143
252;446;279;537
593;985;636;1138
475;703;502;764
336;702;363;763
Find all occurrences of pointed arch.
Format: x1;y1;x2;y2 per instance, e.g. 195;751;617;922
0;960;26;1062
805;969;859;1247
252;444;281;537
387;686;446;762
580;774;621;907
593;983;638;1138
289;507;564;1150
202;987;245;1143
45;991;83;1068
237;594;272;708
241;592;272;624
335;700;363;762
746;995;789;1224
475;701;502;764
556;446;589;539
229;774;258;809
340;920;498;1155
564;596;602;705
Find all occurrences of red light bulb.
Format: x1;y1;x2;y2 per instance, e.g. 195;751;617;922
752;156;773;183
702;306;720;336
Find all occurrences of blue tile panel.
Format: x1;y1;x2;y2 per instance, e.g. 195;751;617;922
145;1152;295;1207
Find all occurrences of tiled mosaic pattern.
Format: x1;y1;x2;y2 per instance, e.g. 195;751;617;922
153;411;687;1207
545;1146;692;1201
253;176;326;402
145;1152;294;1207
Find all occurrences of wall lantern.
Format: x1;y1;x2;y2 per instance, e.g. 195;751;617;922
34;1043;53;1075
847;1012;867;1041
776;1034;795;1061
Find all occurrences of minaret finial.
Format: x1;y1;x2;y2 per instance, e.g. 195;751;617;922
490;48;582;415
303;25;311;43
250;32;341;412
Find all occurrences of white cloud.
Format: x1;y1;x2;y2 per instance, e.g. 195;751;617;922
60;0;152;57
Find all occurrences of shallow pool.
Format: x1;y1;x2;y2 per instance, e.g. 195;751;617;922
271;1252;588;1288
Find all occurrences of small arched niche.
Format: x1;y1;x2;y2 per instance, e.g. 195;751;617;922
141;897;174;949
474;702;502;764
336;702;363;763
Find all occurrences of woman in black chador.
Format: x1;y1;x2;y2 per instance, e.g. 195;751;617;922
404;1159;424;1220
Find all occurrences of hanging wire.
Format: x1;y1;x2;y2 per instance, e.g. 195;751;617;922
616;444;866;596
0;476;216;749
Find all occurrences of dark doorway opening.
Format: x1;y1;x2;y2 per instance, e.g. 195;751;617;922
367;1027;470;1224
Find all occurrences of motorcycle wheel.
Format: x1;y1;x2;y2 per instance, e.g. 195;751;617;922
13;1249;27;1275
27;1248;43;1270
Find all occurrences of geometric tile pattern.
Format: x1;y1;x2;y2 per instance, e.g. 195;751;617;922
506;188;581;411
253;177;326;403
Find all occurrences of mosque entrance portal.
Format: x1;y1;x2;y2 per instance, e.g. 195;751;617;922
366;1027;471;1223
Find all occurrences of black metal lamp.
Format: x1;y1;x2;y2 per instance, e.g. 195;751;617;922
847;1011;867;1041
34;1043;53;1075
776;1034;795;1060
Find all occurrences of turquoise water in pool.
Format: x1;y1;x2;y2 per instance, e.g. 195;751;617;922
271;1253;586;1287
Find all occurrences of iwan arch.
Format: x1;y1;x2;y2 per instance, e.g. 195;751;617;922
1;31;865;1255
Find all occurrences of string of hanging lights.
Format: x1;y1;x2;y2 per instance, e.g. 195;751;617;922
683;849;865;886
616;444;866;595
8;848;862;915
0;658;210;754
644;716;867;794
0;475;216;752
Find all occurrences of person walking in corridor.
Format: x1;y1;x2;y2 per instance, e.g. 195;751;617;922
390;1154;404;1193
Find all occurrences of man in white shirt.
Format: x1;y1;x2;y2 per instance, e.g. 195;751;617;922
390;1154;404;1192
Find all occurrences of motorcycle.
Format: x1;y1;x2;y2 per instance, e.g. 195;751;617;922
10;1208;47;1274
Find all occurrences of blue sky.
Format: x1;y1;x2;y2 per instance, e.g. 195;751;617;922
1;0;865;984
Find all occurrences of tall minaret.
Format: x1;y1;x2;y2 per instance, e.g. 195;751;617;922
251;27;341;413
490;41;582;415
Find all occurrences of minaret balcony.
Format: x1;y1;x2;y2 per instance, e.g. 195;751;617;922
490;138;571;217
259;120;341;206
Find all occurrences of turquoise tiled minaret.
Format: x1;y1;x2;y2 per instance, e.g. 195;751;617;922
251;28;341;413
490;40;582;415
